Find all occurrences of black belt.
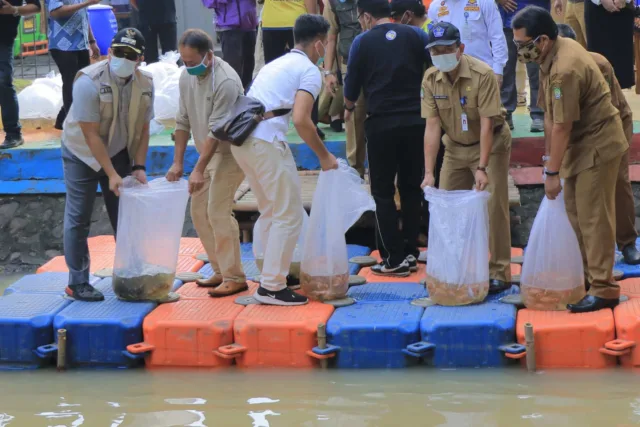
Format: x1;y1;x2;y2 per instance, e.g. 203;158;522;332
449;124;504;147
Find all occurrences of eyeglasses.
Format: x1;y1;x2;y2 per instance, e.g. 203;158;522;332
112;48;140;61
512;35;540;49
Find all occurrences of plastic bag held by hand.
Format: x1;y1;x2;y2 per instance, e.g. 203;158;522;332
112;177;190;301
254;208;309;279
301;160;376;301
521;192;585;311
424;188;491;306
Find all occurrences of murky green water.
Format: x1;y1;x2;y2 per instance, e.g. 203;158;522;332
1;274;640;426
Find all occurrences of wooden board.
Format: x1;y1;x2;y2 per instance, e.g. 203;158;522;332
233;171;521;213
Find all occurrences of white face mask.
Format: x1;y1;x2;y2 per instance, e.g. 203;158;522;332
432;52;460;73
110;56;137;78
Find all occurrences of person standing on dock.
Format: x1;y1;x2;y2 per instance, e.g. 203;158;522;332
231;14;338;306
165;29;249;298
420;22;513;295
62;28;154;302
512;6;627;313
322;0;366;176
0;0;42;149
556;23;640;266
130;0;177;65
344;0;431;277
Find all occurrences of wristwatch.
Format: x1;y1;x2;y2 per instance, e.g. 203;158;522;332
12;6;19;16
477;166;487;172
542;155;550;163
322;70;334;77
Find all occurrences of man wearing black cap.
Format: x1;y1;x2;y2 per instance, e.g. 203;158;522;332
390;0;433;33
61;28;155;302
421;22;512;295
344;0;431;277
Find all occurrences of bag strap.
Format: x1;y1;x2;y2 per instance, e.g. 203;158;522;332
263;109;291;119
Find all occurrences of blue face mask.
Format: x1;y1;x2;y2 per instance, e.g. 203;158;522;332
315;42;326;67
186;55;209;76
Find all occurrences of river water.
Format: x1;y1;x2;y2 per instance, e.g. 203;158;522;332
1;274;640;426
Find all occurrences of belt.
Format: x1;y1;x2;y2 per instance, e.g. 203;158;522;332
567;0;584;4
449;124;504;147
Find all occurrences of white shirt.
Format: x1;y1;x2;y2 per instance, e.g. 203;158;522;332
248;49;322;143
428;0;508;75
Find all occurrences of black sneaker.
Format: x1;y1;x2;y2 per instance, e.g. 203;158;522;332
506;114;514;131
286;275;301;290
65;283;105;302
0;135;24;149
371;260;411;277
330;119;343;132
406;255;418;272
254;286;308;306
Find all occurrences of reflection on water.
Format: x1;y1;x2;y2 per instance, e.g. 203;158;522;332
1;369;640;426
1;274;640;426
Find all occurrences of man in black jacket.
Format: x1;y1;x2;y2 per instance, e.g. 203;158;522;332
0;0;41;149
344;0;431;276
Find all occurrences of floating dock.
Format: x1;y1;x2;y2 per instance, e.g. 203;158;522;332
2;236;640;371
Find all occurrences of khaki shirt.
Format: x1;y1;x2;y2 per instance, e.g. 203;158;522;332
175;56;243;154
421;54;506;149
590;51;633;144
538;37;627;178
323;0;339;35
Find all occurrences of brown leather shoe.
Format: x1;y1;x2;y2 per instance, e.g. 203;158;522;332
209;281;249;298
196;274;224;288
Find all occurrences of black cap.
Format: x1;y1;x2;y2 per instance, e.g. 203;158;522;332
357;0;391;15
111;28;145;54
426;22;461;49
390;0;422;15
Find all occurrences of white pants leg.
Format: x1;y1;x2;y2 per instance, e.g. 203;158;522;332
231;136;303;291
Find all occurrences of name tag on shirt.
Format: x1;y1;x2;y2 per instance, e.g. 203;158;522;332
99;86;112;94
461;24;472;40
461;113;469;132
142;91;152;97
433;95;448;99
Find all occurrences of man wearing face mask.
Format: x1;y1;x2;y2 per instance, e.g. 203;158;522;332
512;6;628;312
344;0;431;277
421;22;512;295
61;28;154;302
165;29;248;298
390;0;433;33
556;23;640;266
231;14;338;306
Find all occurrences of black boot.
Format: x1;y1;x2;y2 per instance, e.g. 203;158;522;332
567;295;619;313
488;279;511;295
622;245;640;265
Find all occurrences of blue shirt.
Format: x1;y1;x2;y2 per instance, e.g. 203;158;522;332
345;23;431;129
46;0;90;51
500;0;550;28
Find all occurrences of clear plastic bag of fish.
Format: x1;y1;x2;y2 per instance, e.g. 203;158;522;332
253;207;308;280
521;192;585;311
113;177;190;301
423;188;491;306
301;159;376;301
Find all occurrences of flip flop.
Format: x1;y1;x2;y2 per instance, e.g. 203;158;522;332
209;281;249;298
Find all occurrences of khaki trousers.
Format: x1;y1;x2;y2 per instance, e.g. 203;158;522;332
564;154;622;299
565;1;588;48
230;137;304;291
616;150;637;249
190;150;246;283
439;126;513;282
341;62;367;177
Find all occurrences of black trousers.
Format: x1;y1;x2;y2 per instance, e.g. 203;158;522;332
262;29;294;64
220;29;257;89
367;123;425;266
50;49;90;129
143;22;177;64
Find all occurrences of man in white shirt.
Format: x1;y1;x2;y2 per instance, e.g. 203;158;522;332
231;14;338;306
428;0;508;87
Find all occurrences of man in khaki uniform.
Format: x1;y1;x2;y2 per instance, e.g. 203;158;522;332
166;29;248;297
513;6;628;313
421;22;512;295
558;23;640;265
322;0;366;177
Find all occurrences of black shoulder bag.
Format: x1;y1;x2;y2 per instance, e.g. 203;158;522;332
210;95;291;147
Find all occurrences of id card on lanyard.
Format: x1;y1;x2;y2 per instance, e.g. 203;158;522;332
461;11;472;40
460;96;468;132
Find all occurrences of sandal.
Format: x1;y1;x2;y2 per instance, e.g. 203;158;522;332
209;281;249;298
